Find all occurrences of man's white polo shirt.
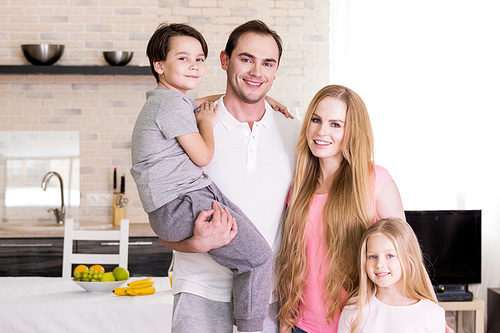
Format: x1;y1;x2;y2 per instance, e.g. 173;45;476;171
172;96;301;302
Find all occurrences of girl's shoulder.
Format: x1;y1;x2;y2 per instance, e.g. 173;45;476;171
341;296;360;313
415;299;447;328
416;299;445;313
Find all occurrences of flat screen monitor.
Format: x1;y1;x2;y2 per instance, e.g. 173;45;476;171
405;210;481;287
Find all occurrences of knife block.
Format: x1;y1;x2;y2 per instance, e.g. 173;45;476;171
112;192;126;226
113;206;126;226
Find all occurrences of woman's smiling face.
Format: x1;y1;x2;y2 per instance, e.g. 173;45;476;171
306;97;347;165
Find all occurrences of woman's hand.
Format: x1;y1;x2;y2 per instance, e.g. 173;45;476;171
265;96;294;119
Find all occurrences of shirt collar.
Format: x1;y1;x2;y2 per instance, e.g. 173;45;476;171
216;96;275;130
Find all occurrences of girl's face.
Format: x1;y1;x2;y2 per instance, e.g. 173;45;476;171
365;233;404;295
306;97;347;166
154;36;206;94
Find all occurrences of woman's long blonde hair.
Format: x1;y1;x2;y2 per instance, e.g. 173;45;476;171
351;218;438;332
276;85;375;327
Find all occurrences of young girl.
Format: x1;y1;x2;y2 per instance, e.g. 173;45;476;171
337;218;446;332
276;85;405;332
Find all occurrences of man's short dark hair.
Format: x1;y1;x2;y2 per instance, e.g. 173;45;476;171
224;20;283;64
146;23;208;83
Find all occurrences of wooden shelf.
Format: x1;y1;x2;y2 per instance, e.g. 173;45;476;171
439;297;484;333
0;65;151;75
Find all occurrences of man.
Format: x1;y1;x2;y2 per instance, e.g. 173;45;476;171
162;20;301;333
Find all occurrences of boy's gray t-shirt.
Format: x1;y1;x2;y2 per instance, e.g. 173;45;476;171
131;87;212;213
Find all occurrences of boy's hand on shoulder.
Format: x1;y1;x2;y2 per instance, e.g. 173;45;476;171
265;96;294;119
196;101;219;128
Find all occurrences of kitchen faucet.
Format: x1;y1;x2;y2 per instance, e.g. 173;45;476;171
41;171;66;224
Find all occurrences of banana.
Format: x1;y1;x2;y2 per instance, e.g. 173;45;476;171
114;279;156;296
127;277;155;289
125;286;156;296
113;287;131;296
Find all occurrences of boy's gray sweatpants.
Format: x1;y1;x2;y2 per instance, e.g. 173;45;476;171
148;182;273;332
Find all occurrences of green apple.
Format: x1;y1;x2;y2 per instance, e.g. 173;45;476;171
113;267;130;281
100;272;116;282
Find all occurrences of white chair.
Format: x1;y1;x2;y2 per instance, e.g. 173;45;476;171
62;218;129;278
168;250;175;287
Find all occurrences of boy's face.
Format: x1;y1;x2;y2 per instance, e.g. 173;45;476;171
221;32;279;104
154;36;206;94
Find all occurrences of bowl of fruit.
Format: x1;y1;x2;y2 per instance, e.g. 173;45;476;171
72;264;130;292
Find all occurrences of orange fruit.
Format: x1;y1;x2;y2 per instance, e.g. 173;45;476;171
74;265;88;275
90;264;105;273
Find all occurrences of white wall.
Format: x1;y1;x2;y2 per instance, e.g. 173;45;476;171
332;0;500;313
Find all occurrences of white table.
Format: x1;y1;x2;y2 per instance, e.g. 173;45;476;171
0;277;173;333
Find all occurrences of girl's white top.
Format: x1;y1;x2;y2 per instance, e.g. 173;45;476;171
338;294;446;333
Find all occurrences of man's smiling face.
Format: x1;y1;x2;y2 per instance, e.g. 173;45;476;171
221;32;279;104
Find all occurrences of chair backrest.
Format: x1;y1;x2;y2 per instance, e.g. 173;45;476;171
62;218;129;278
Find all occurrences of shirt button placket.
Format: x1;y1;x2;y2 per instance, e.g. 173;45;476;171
247;124;259;171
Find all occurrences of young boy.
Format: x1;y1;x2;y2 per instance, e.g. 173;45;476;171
131;23;274;332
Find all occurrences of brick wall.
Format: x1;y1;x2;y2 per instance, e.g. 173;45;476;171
0;0;331;224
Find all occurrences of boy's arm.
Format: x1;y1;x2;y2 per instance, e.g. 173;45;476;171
177;131;213;167
177;102;219;167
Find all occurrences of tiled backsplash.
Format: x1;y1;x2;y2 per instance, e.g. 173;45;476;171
0;1;331;225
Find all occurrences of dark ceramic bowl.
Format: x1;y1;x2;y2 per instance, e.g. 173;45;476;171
103;51;134;66
21;44;65;66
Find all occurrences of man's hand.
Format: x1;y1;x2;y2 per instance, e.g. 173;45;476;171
190;201;238;252
159;202;238;253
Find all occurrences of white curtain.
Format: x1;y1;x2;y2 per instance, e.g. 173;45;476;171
332;0;500;331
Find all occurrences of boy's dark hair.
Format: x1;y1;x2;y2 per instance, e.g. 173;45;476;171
224;20;283;64
146;23;208;83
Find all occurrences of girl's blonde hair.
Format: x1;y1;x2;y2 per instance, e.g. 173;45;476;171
276;85;375;327
351;218;438;332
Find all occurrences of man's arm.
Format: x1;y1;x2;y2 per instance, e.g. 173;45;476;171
194;94;223;106
159;202;238;253
197;94;294;118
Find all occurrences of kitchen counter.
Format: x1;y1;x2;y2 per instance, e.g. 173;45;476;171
0;222;156;238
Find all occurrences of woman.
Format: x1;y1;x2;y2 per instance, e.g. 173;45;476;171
276;85;405;332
